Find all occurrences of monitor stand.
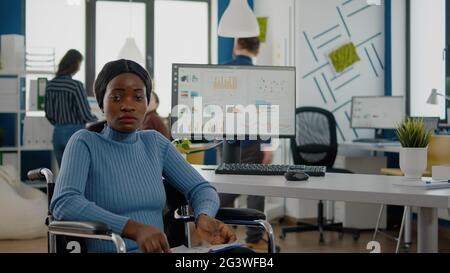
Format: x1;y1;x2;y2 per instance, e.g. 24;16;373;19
222;140;241;164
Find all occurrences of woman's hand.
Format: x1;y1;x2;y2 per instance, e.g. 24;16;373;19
123;219;171;253
195;214;237;245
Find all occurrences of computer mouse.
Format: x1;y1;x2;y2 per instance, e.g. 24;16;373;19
284;171;309;181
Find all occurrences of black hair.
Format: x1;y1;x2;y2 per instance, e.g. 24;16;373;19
94;59;152;110
237;37;260;54
56;49;83;77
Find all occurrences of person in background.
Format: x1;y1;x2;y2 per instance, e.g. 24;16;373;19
141;92;171;140
45;49;97;167
219;37;274;252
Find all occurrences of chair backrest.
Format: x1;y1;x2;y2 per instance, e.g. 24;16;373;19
291;107;338;168
427;135;450;173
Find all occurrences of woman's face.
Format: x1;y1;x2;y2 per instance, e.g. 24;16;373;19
103;73;148;132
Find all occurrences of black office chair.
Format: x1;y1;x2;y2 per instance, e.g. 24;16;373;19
28;168;276;253
280;107;360;244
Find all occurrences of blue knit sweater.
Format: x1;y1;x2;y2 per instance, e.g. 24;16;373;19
50;125;220;252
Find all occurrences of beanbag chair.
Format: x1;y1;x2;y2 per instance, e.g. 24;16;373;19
0;165;47;239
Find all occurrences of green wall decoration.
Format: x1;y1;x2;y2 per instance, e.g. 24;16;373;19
329;42;360;73
257;17;268;42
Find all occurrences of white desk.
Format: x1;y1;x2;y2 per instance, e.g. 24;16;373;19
194;165;450;253
339;142;401;153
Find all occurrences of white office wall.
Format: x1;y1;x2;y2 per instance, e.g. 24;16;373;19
253;0;295;67
296;0;385;142
409;0;446;119
391;0;406;96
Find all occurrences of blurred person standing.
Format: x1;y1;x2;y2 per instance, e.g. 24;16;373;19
45;49;97;167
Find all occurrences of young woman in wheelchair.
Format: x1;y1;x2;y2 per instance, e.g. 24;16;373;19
50;59;236;253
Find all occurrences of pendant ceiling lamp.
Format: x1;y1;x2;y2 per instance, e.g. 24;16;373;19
218;0;260;38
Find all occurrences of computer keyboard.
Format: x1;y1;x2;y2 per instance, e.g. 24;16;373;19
215;163;326;177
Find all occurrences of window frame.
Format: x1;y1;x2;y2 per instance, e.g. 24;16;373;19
86;0;211;95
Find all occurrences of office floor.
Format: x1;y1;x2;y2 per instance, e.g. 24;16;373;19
236;219;450;253
1;219;450;253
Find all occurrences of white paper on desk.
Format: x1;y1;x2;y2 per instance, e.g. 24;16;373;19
393;180;450;189
171;242;244;253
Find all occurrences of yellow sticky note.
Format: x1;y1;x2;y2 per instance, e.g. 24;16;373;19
257;17;268;43
329;42;360;73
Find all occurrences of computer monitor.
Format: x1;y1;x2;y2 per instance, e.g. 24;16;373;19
171;64;296;140
422;117;439;133
351;96;405;129
409;116;439;133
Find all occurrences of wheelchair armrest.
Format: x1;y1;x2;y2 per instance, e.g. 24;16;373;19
216;208;266;222
48;221;112;236
174;207;266;222
48;221;127;253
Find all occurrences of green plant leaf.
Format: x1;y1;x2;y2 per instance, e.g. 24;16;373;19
395;117;431;148
172;138;192;154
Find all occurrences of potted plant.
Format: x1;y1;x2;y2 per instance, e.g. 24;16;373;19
396;118;432;179
171;138;192;159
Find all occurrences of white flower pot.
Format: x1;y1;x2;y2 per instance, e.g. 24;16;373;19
399;147;428;179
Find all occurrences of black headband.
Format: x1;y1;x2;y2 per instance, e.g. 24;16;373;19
94;59;152;109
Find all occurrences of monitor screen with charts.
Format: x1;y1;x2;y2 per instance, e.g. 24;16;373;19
351;96;405;129
171;64;296;139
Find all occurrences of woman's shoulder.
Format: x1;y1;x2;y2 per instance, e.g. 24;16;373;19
67;129;98;144
138;129;161;138
138;129;170;144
